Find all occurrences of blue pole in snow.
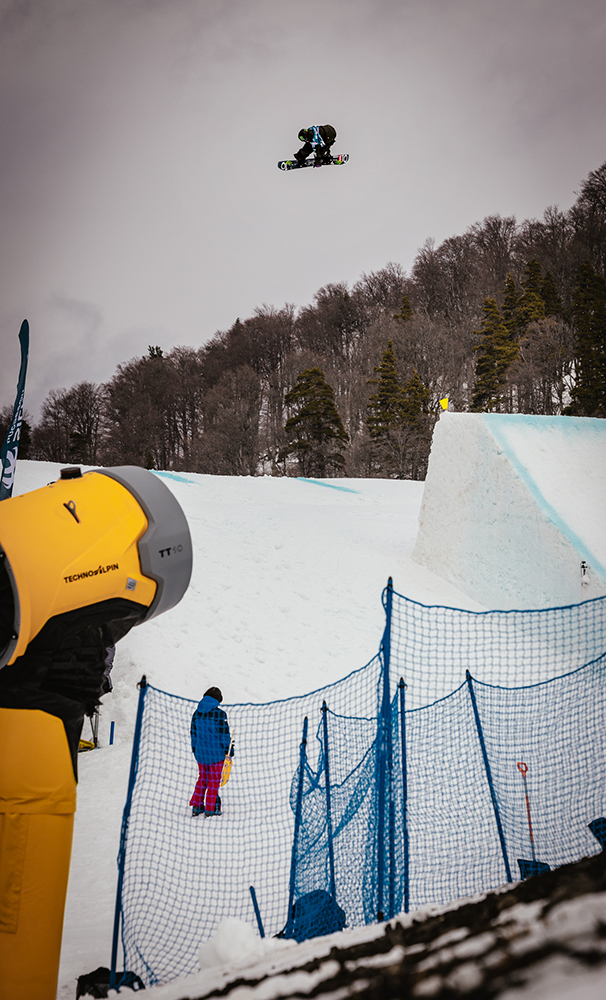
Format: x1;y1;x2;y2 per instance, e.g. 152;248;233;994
399;678;409;913
466;671;512;883
109;721;115;745
110;677;147;990
249;886;265;938
322;702;337;901
377;578;393;921
286;716;308;936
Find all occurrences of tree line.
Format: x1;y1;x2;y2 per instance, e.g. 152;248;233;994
5;160;605;479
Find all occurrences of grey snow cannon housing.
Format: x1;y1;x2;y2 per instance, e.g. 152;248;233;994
96;466;193;622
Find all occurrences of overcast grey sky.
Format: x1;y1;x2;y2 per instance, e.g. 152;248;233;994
1;0;605;419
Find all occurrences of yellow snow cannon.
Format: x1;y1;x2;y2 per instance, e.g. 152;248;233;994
0;465;192;668
0;465;192;1000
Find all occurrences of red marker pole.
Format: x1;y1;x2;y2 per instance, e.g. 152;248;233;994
517;762;536;862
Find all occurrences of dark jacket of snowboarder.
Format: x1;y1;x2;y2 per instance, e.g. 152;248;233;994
295;124;337;165
191;692;231;764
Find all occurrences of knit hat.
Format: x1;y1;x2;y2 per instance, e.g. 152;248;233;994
204;686;223;702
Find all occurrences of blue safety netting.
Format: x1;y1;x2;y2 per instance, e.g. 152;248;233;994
112;587;606;987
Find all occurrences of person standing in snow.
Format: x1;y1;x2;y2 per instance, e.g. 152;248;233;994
190;686;233;817
294;124;337;166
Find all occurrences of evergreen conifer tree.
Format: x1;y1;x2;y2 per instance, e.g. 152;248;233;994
471;298;519;411
521;259;543;295
502;274;520;332
514;261;546;329
280;368;349;476
393;296;414;324
366;341;406;438
366;343;431;478
515;289;546;329
539;271;564;317
400;368;432;479
565;261;606;416
401;369;430;424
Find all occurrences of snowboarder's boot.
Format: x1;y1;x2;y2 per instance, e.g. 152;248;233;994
205;794;222;817
314;146;333;166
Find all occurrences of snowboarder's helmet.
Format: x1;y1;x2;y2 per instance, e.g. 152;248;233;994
298;128;312;142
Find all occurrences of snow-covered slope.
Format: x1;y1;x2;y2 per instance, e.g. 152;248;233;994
10;460;482;999
414;413;606;609
7;457;605;1000
12;462;485;744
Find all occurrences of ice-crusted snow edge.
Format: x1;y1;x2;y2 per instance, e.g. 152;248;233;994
131;851;606;1000
122;882;518;999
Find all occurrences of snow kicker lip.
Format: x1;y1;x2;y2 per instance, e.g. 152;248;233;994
413;412;606;610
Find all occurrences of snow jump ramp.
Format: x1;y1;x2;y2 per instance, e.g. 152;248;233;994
413;413;606;610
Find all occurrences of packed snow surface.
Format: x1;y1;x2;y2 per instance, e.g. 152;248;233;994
414;413;606;609
8;447;605;1000
11;460;483;999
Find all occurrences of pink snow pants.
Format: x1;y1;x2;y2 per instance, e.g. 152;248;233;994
190;761;223;813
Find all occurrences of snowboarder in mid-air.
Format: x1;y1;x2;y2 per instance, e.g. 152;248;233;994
277;124;348;171
294;124;337;166
278;125;349;170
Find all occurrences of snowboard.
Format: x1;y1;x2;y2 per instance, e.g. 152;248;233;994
278;154;349;171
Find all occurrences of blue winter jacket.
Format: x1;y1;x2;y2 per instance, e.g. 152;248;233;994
191;695;231;764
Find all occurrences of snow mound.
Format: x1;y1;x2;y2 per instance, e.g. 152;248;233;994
413;413;606;610
198;918;289;970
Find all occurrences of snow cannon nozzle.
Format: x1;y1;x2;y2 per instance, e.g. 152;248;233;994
0;465;193;670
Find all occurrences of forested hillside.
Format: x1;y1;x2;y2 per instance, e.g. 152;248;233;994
6;160;606;479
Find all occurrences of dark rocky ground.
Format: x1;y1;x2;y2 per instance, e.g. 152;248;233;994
186;849;606;1000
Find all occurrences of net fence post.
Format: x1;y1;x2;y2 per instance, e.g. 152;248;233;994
249;886;265;939
377;577;393;921
285;716;309;934
321;702;336;900
110;675;148;990
399;677;409;913
388;742;395;921
466;670;512;884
